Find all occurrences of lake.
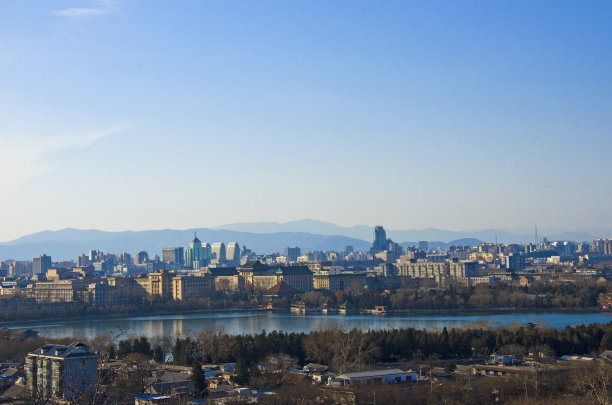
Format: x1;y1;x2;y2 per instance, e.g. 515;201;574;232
5;310;612;339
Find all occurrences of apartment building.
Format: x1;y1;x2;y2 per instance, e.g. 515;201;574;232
26;342;99;400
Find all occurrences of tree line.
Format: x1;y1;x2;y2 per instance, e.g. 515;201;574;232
0;277;609;324
102;321;612;374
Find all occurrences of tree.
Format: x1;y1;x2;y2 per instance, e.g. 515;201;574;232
250;361;262;380
108;345;116;360
233;359;250;386
601;332;612;351
191;360;207;397
574;359;612;405
153;346;165;363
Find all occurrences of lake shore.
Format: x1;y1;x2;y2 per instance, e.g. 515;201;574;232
3;307;611;340
1;306;605;329
0;307;612;328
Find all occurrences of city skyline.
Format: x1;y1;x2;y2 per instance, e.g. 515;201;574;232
2;219;612;262
1;1;612;241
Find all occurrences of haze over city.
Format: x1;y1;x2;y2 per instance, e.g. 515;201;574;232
1;1;611;239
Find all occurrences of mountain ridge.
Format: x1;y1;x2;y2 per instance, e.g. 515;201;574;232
1;219;608;261
0;228;372;261
214;219;608;244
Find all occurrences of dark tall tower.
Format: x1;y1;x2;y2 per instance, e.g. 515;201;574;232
284;247;301;262
372;225;387;253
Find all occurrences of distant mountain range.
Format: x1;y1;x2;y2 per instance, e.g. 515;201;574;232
214;219;609;245
0;219;609;261
0;228;371;262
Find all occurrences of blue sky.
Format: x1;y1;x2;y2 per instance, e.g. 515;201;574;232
0;0;611;241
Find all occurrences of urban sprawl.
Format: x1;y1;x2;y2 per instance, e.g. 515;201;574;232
0;227;612;403
1;226;612;309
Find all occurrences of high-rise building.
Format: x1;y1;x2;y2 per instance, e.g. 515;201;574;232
76;254;90;267
134;251;149;265
605;240;612;256
116;252;132;265
184;236;212;269
226;242;241;266
162;247;185;267
592;239;606;254
372;226;387;253
211;242;226;265
418;241;429;252
577;243;590;254
32;254;52;275
502;253;525;271
88;250;100;262
284;247;301;262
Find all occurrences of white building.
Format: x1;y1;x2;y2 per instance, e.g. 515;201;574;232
331;368;417;386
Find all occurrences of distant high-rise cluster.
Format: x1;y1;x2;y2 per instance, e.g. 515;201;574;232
184;235;212;269
1;225;611;309
371;226;387;254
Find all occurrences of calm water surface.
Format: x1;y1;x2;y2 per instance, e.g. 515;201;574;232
6;310;612;339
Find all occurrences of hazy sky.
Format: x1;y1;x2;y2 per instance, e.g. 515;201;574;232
1;0;611;241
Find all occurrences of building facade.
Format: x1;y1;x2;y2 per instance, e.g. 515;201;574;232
26;342;99;400
313;272;367;292
32;254;52;275
26;280;89;303
172;275;215;301
162;247;185;268
134;270;174;300
226;242;241;266
275;266;313;292
185;236;212;269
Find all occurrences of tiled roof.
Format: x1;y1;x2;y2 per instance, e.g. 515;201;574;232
241;260;267;271
338;368;410;379
275;266;312;276
208;267;238;276
29;342;98;359
265;281;300;294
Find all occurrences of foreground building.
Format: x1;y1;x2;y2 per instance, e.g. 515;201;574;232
331;368;417;386
26;342;99;400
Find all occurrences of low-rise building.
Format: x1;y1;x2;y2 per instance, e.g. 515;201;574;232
26;280;89;303
172;275;215;301
275;266;313;292
313;272;367;292
86;282;130;306
397;260;448;280
207;267;243;292
332;368;417;386
134;270;174;300
449;260;479;278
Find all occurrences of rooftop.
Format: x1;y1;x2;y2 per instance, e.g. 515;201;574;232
265;281;300;294
29;342;98;359
208;267;238;277
338;368;411;379
275;266;312;276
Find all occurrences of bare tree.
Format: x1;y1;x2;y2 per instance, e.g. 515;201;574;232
574;359;612;405
90;329;127;405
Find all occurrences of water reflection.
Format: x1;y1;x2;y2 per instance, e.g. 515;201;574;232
5;310;610;340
